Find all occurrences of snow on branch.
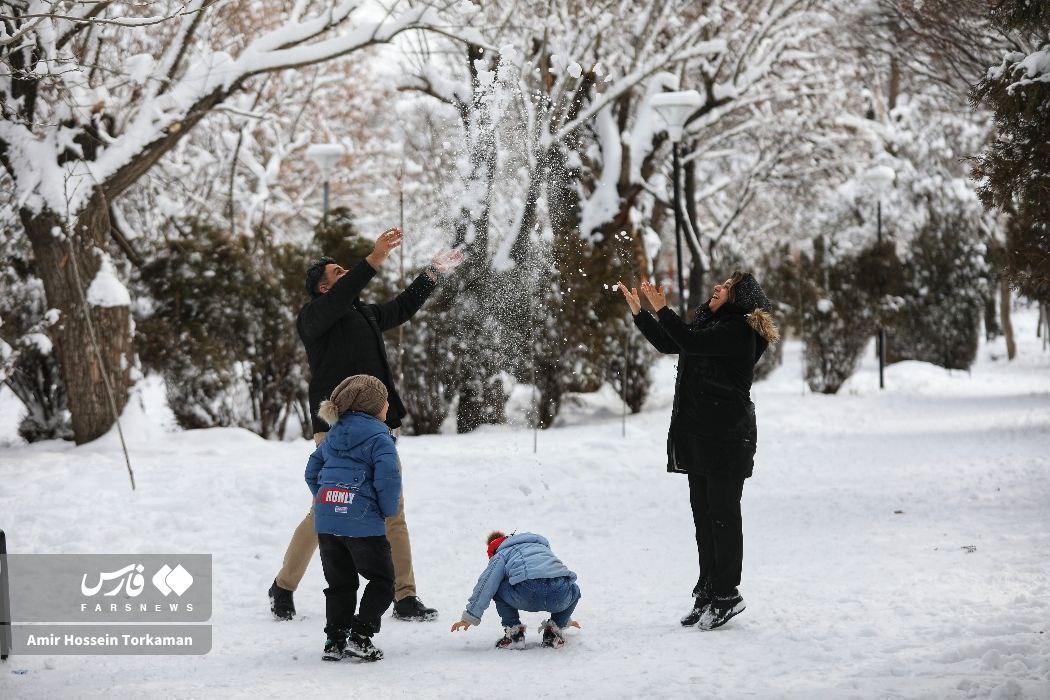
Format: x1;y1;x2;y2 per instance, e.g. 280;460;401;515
1;0;450;218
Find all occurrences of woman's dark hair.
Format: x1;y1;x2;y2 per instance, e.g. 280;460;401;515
726;270;747;303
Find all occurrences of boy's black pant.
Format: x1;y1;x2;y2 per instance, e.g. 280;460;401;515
317;533;395;637
687;471;745;598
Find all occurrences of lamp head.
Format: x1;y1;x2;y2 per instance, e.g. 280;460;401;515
651;90;703;142
306;143;346;179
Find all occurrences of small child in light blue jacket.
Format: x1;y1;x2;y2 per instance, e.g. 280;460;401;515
450;531;582;649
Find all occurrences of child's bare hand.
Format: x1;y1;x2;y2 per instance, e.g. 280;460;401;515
451;621;472;632
568;620;581;629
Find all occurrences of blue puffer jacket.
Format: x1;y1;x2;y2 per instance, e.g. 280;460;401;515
304;411;401;538
462;533;577;624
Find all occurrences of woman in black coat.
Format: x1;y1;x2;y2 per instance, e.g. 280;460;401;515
619;272;779;630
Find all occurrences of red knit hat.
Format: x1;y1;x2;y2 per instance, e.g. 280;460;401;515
487;535;508;559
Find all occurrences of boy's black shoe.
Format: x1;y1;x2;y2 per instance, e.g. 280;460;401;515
321;636;348;662
344;629;383;662
539;619;565;649
268;579;295;621
698;593;745;631
495;624;527;650
392;596;438;622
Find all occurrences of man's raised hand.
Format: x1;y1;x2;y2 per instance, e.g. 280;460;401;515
366;227;404;268
431;249;465;274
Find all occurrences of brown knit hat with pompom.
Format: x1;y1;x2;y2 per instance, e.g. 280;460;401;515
318;375;388;425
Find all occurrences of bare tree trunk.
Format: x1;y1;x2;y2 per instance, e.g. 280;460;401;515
21;197;133;444
683;148;706;309
999;277;1016;360
983;281;1001;339
535;359;562;430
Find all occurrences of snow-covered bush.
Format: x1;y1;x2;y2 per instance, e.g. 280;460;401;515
886;211;988;370
796;237;879;394
604;322;655;413
0;230;72;442
135;220;309;439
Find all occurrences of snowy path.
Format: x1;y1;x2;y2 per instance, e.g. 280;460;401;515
1;315;1049;699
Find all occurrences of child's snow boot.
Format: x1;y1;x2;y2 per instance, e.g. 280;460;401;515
343;625;384;661
322;634;348;662
539;619;565;648
495;624;527;649
698;592;745;630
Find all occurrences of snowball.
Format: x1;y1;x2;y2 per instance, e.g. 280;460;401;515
567;62;583;79
816;298;834;314
86;254;131;308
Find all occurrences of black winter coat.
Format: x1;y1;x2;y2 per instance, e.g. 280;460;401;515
634;302;769;478
297;260;436;434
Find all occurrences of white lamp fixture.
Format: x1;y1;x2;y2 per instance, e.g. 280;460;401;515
305;143;346;179
864;164;896;195
650;90;703;142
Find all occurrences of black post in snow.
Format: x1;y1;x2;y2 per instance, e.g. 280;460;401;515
530;263;538;454
622;319;628;438
397;165;405;385
322;179;330;231
672;142;686;316
1;529;10;660
877;200;885;390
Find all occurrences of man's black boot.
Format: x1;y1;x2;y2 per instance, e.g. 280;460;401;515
392;596;438;622
268;579;295;621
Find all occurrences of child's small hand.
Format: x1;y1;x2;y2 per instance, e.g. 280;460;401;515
451;621;472;632
568;620;581;629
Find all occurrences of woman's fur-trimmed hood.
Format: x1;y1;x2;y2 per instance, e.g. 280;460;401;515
747;309;780;345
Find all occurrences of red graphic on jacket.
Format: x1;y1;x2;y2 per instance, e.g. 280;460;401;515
317;487;355;506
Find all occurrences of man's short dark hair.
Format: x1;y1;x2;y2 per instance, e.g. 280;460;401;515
305;256;336;298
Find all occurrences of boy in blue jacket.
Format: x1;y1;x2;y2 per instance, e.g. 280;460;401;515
305;375;401;662
451;531;581;649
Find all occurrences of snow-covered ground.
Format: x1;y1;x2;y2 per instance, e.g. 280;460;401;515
2;310;1049;699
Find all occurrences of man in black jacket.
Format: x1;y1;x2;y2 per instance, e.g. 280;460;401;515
268;227;462;622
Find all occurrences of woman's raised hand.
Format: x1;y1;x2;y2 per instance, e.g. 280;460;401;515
618;281;642;315
639;280;668;311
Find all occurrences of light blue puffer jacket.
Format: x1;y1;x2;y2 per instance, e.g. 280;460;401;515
304;411;400;537
462;533;576;624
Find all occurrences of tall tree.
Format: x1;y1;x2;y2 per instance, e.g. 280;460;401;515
971;0;1050;304
0;0;445;442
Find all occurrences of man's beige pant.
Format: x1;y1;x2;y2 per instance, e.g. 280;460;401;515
276;431;416;601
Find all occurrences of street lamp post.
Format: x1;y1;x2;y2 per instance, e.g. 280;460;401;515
306;143;346;227
651;90;702;316
865;164;895;390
